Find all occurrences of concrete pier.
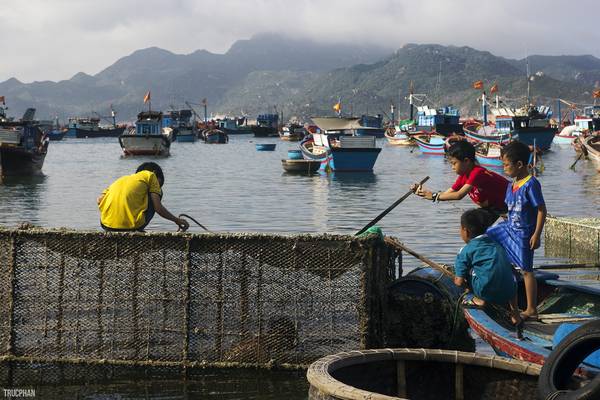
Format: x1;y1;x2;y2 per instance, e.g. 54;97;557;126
545;216;600;263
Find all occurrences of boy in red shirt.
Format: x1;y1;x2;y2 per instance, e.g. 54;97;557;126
412;141;509;221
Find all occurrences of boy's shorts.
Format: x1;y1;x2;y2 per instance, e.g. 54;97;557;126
486;222;534;272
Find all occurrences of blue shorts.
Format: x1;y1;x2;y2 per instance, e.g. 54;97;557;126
486;222;534;272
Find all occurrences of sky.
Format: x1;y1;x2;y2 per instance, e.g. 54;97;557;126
2;0;599;83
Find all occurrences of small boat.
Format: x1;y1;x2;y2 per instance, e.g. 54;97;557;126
202;128;228;144
164;109;197;142
47;129;67;141
66;114;126;139
281;159;320;174
491;105;557;151
279;124;305;141
413;134;446;155
581;134;600;168
307;348;541;400
384;128;416;146
0;105;49;177
218;117;253;135
287;149;303;160
463;125;511;144
475;142;504;168
255;143;276;151
251;114;279;137
300;133;381;172
119;111;172;156
415;105;463;136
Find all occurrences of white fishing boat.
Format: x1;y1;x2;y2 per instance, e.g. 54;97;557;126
119;111;172;156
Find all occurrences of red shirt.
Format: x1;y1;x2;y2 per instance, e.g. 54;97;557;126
451;165;508;210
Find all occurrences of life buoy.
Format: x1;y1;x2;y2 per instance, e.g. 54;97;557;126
538;319;600;400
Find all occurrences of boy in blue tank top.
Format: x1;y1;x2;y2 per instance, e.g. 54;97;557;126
486;141;547;321
454;209;518;314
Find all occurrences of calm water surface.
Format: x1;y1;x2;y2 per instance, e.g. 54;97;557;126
1;136;599;398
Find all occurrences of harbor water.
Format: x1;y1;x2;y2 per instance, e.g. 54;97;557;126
1;136;599;398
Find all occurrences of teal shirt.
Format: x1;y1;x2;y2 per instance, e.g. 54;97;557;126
455;234;516;304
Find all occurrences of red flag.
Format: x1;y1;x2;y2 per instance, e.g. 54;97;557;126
333;102;341;113
472;80;484;90
0;96;4;105
143;91;151;103
490;83;499;94
593;89;600;99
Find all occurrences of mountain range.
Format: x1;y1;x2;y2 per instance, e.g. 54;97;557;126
1;34;599;123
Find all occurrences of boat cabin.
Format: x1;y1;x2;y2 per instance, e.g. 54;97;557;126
135;111;163;135
218;118;237;130
416;106;460;127
68;117;101;131
256;114;279;128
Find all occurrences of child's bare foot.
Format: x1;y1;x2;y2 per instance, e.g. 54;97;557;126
519;310;539;321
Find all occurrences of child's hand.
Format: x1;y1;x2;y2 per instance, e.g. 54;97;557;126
529;233;541;250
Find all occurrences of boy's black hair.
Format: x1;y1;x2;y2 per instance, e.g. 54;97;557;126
136;162;164;185
501;140;530;165
447;140;476;162
461;209;494;238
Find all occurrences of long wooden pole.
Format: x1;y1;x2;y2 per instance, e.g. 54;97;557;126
384;237;455;278
356;176;429;235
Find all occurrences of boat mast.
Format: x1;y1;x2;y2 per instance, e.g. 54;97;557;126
526;56;531;107
409;81;414;121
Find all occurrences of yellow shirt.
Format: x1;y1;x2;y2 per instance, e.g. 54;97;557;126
99;170;162;229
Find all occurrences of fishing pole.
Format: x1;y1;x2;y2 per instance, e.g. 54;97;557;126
178;213;210;232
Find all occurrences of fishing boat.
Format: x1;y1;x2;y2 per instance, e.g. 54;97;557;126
218;117;252;135
119;111;172;156
463;124;512;144
255;143;276;151
0;105;49;177
279;124;305;141
581;134;600;169
475;142;504;168
300;118;381;172
202;128;228;144
281;159;320;174
413;134;446;155
490;106;557;152
164;109;197;143
415;105;463;136
384;127;416;146
251;114;279;137
354;114;386;138
66;114;126;139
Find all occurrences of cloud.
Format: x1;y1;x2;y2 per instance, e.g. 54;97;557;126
1;0;599;82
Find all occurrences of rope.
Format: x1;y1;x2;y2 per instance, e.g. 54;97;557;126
545;390;569;400
178;214;210;232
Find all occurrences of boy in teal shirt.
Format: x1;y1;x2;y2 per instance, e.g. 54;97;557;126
454;209;519;324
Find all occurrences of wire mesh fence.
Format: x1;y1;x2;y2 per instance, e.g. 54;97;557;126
0;227;399;385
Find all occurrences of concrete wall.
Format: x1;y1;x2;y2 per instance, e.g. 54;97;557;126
545;216;600;263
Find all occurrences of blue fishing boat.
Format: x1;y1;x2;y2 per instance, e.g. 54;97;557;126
66;108;126;138
300;134;381;172
218;117;252;135
495;106;556;151
164;110;197;142
202;128;228;144
475;143;504;168
415;105;463;136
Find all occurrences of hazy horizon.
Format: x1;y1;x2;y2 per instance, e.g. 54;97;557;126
2;0;599;83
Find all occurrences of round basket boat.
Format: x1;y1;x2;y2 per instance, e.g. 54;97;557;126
288;149;303;159
307;348;541;400
282;159;321;174
256;143;276;151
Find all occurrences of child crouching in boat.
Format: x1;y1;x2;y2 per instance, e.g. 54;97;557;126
454;209;521;327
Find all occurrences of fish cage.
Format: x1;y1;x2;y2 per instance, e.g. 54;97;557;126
0;227;472;388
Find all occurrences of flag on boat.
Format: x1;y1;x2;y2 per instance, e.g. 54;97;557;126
593;89;600;98
333;101;341;113
490;83;498;94
472;80;484;90
0;96;4;105
201;98;207;106
143;91;151;103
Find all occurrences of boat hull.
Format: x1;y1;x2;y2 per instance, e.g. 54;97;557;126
119;134;171;156
513;127;557;151
582;135;600;167
0;144;47;176
281;159;320;173
413;135;446;155
384;130;416;146
355;127;385;138
251;126;279;137
329;147;381;172
553;134;577;145
464;128;511;144
70;126;126;139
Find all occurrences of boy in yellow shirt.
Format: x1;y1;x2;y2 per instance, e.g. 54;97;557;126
97;162;189;232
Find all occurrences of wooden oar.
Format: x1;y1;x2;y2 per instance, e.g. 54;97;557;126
384;236;455;278
569;153;584;170
536;262;600;270
355;176;429;235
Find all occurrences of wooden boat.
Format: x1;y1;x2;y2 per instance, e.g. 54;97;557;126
384;128;416;146
279;125;305;141
255;143;276;151
475;142;503;168
581;135;600;169
307;348;541;400
119;111;172;156
413;133;446;155
281;159;320;174
0;106;49;177
202;128;228;144
463;125;511;144
67;116;126;138
300;133;381;172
